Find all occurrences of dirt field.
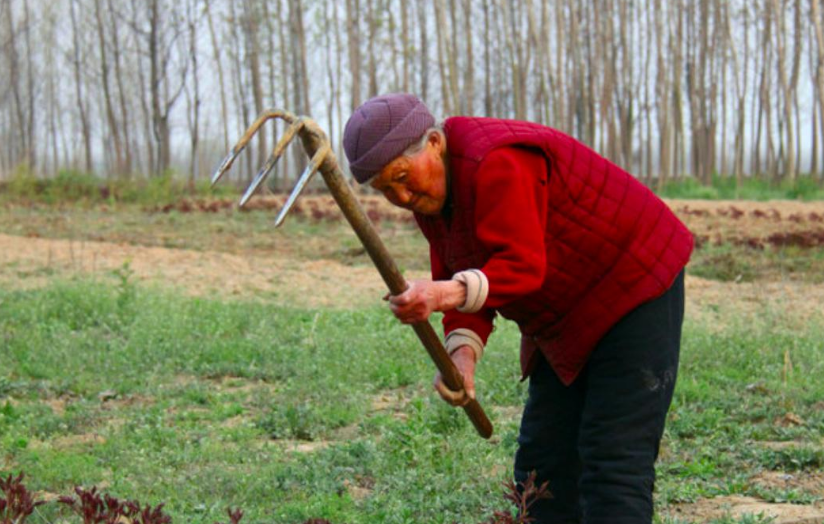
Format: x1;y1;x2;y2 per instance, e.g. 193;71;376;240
2;198;823;324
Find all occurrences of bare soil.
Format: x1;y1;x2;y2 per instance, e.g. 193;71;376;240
2;198;823;324
665;496;824;524
3;229;822;326
0;231;401;309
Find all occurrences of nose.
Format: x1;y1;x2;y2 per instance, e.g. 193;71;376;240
387;186;412;207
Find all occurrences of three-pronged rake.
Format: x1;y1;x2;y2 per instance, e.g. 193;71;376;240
211;110;493;439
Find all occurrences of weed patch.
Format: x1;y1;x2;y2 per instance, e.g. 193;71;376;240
1;280;823;522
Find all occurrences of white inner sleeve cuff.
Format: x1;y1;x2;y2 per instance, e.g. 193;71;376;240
444;328;485;362
451;269;489;313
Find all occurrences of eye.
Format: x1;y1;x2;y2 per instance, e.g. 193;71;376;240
394;171;408;182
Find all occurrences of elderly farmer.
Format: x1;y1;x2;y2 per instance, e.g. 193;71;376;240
343;93;693;524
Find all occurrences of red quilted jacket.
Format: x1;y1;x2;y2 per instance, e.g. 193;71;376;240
415;117;694;385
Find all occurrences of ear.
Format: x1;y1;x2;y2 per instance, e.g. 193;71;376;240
427;130;446;155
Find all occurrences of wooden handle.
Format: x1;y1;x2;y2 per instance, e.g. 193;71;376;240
299;131;493;439
411;321;493;438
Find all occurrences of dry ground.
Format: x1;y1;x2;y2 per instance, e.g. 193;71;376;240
2;198;824;324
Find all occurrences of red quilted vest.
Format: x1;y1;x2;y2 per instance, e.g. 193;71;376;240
416;117;694;385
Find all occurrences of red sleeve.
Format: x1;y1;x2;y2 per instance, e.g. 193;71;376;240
430;242;496;343
474;147;548;308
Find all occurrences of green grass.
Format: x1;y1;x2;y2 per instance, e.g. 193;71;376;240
1;278;823;523
0;164;238;206
688;242;824;283
658;174;824;201
3;163;824;208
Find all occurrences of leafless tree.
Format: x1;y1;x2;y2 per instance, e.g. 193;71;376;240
1;0;821;186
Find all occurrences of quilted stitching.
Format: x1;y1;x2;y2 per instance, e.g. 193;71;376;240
421;117;694;385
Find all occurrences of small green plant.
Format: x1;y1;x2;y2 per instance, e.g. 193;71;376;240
689;245;757;282
256;403;323;441
753;446;824;472
6;163;40;200
44;170;102;204
657;173;824;201
660;176;720;199
112;260;136;313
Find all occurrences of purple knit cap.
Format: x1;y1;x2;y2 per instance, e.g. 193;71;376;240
343;93;435;183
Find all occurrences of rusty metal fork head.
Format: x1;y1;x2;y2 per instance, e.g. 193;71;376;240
210;109;331;226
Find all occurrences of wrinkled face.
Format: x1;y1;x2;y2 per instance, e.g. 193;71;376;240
369;133;448;216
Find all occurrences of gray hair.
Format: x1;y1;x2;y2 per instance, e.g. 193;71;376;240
402;124;446;157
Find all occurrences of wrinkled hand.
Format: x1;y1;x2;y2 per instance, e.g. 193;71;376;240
387;279;446;324
433;346;477;407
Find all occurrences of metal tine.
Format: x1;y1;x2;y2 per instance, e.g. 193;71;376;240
274;141;332;227
210;110;295;187
238;119;305;208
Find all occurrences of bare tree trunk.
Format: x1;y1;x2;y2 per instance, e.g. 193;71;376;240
94;0;124;175
108;0;133;174
297;0;311;112
524;0;547;124
149;0;166;174
417;0;428;101
70;0;93;172
43;6;60;175
323;1;336;146
333;0;344;155
242;0;266;171
463;0;474;115
3;0;25;168
792;0;803;178
289;0;309;173
719;0;729;177
433;0;452;114
346;0;362;111
447;0;460;111
643;0;654;183
186;0;201;184
131;0;154;174
277;0;291;187
502;0;526;120
654;0;672;187
275;0;297;191
617;0;635;169
388;2;400;91
483;0;492;115
22;0;35;170
726;0;748;186
228;0;251;181
205;0;230;154
773;0;796;179
366;0;378;97
756;0;777;180
810;0;824;176
262;0;279;161
672;0;686;179
401;0;410;92
554;0;567;132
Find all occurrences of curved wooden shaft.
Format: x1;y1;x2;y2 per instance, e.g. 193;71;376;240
297;129;493;439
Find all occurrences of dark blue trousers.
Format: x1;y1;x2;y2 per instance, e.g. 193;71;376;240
514;270;685;524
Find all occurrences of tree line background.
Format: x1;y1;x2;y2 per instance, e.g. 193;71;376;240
1;0;823;191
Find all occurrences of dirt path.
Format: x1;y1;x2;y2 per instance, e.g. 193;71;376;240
0;232;403;308
1;228;823;325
